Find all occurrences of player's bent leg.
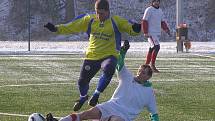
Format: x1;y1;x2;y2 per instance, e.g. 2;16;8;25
74;78;90;111
61;107;101;121
74;60;101;111
151;45;160;73
89;56;117;106
78;60;101;96
89;74;115;106
73;95;89;111
59;113;80;121
145;47;153;64
97;55;117;92
79;107;102;120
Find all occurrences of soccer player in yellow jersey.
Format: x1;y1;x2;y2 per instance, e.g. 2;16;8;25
44;0;141;111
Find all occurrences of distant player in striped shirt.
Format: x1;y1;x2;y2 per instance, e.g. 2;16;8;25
141;0;171;73
56;40;159;121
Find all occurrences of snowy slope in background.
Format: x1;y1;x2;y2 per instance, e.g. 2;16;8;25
0;0;214;41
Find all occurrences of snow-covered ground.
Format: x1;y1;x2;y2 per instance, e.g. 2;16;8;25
0;41;214;55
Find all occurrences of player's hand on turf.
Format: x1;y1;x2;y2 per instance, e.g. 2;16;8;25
121;40;130;52
44;22;57;32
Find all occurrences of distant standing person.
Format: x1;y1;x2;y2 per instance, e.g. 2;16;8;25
141;0;171;73
44;0;141;111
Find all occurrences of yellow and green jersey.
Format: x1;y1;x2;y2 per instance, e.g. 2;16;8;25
56;14;140;60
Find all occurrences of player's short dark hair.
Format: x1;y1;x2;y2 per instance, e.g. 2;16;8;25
95;0;109;11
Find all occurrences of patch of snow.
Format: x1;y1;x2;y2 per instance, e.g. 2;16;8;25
0;41;214;55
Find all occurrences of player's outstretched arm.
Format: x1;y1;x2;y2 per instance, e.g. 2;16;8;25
116;40;130;71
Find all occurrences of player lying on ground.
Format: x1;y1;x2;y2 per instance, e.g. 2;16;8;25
44;0;141;111
46;40;159;121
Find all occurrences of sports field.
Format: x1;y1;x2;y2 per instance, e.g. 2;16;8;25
0;42;215;121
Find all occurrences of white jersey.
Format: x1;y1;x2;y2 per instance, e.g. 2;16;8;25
96;66;157;121
142;6;164;36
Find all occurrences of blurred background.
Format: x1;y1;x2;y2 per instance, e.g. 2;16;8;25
0;0;214;45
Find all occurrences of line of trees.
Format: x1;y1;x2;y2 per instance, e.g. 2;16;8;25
4;0;77;40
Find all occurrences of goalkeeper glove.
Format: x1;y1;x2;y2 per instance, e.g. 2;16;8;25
44;23;57;32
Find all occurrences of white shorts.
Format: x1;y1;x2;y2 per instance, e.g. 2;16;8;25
99;115;125;121
96;101;128;121
147;35;160;48
92;116;124;121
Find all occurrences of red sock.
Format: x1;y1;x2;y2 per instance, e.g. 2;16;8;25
145;52;152;64
70;114;77;121
151;51;158;65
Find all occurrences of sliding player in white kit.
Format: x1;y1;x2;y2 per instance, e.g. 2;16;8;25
141;0;171;73
55;40;159;121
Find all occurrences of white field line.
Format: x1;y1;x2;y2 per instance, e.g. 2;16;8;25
0;79;203;88
0;82;72;88
0;112;29;117
0;112;62;119
192;53;215;59
0;77;102;88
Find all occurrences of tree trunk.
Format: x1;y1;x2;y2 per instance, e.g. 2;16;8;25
65;0;75;22
206;0;215;30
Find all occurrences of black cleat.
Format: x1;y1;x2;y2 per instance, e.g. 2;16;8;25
73;95;88;111
88;94;99;107
46;113;58;121
151;64;159;73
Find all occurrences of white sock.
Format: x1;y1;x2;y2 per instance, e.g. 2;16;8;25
80;95;87;98
59;115;72;121
59;114;80;121
94;90;101;95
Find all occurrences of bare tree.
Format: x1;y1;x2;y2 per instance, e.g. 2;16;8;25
65;0;75;22
206;0;215;30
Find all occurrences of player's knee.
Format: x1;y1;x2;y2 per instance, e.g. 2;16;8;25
103;65;116;77
102;56;117;78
